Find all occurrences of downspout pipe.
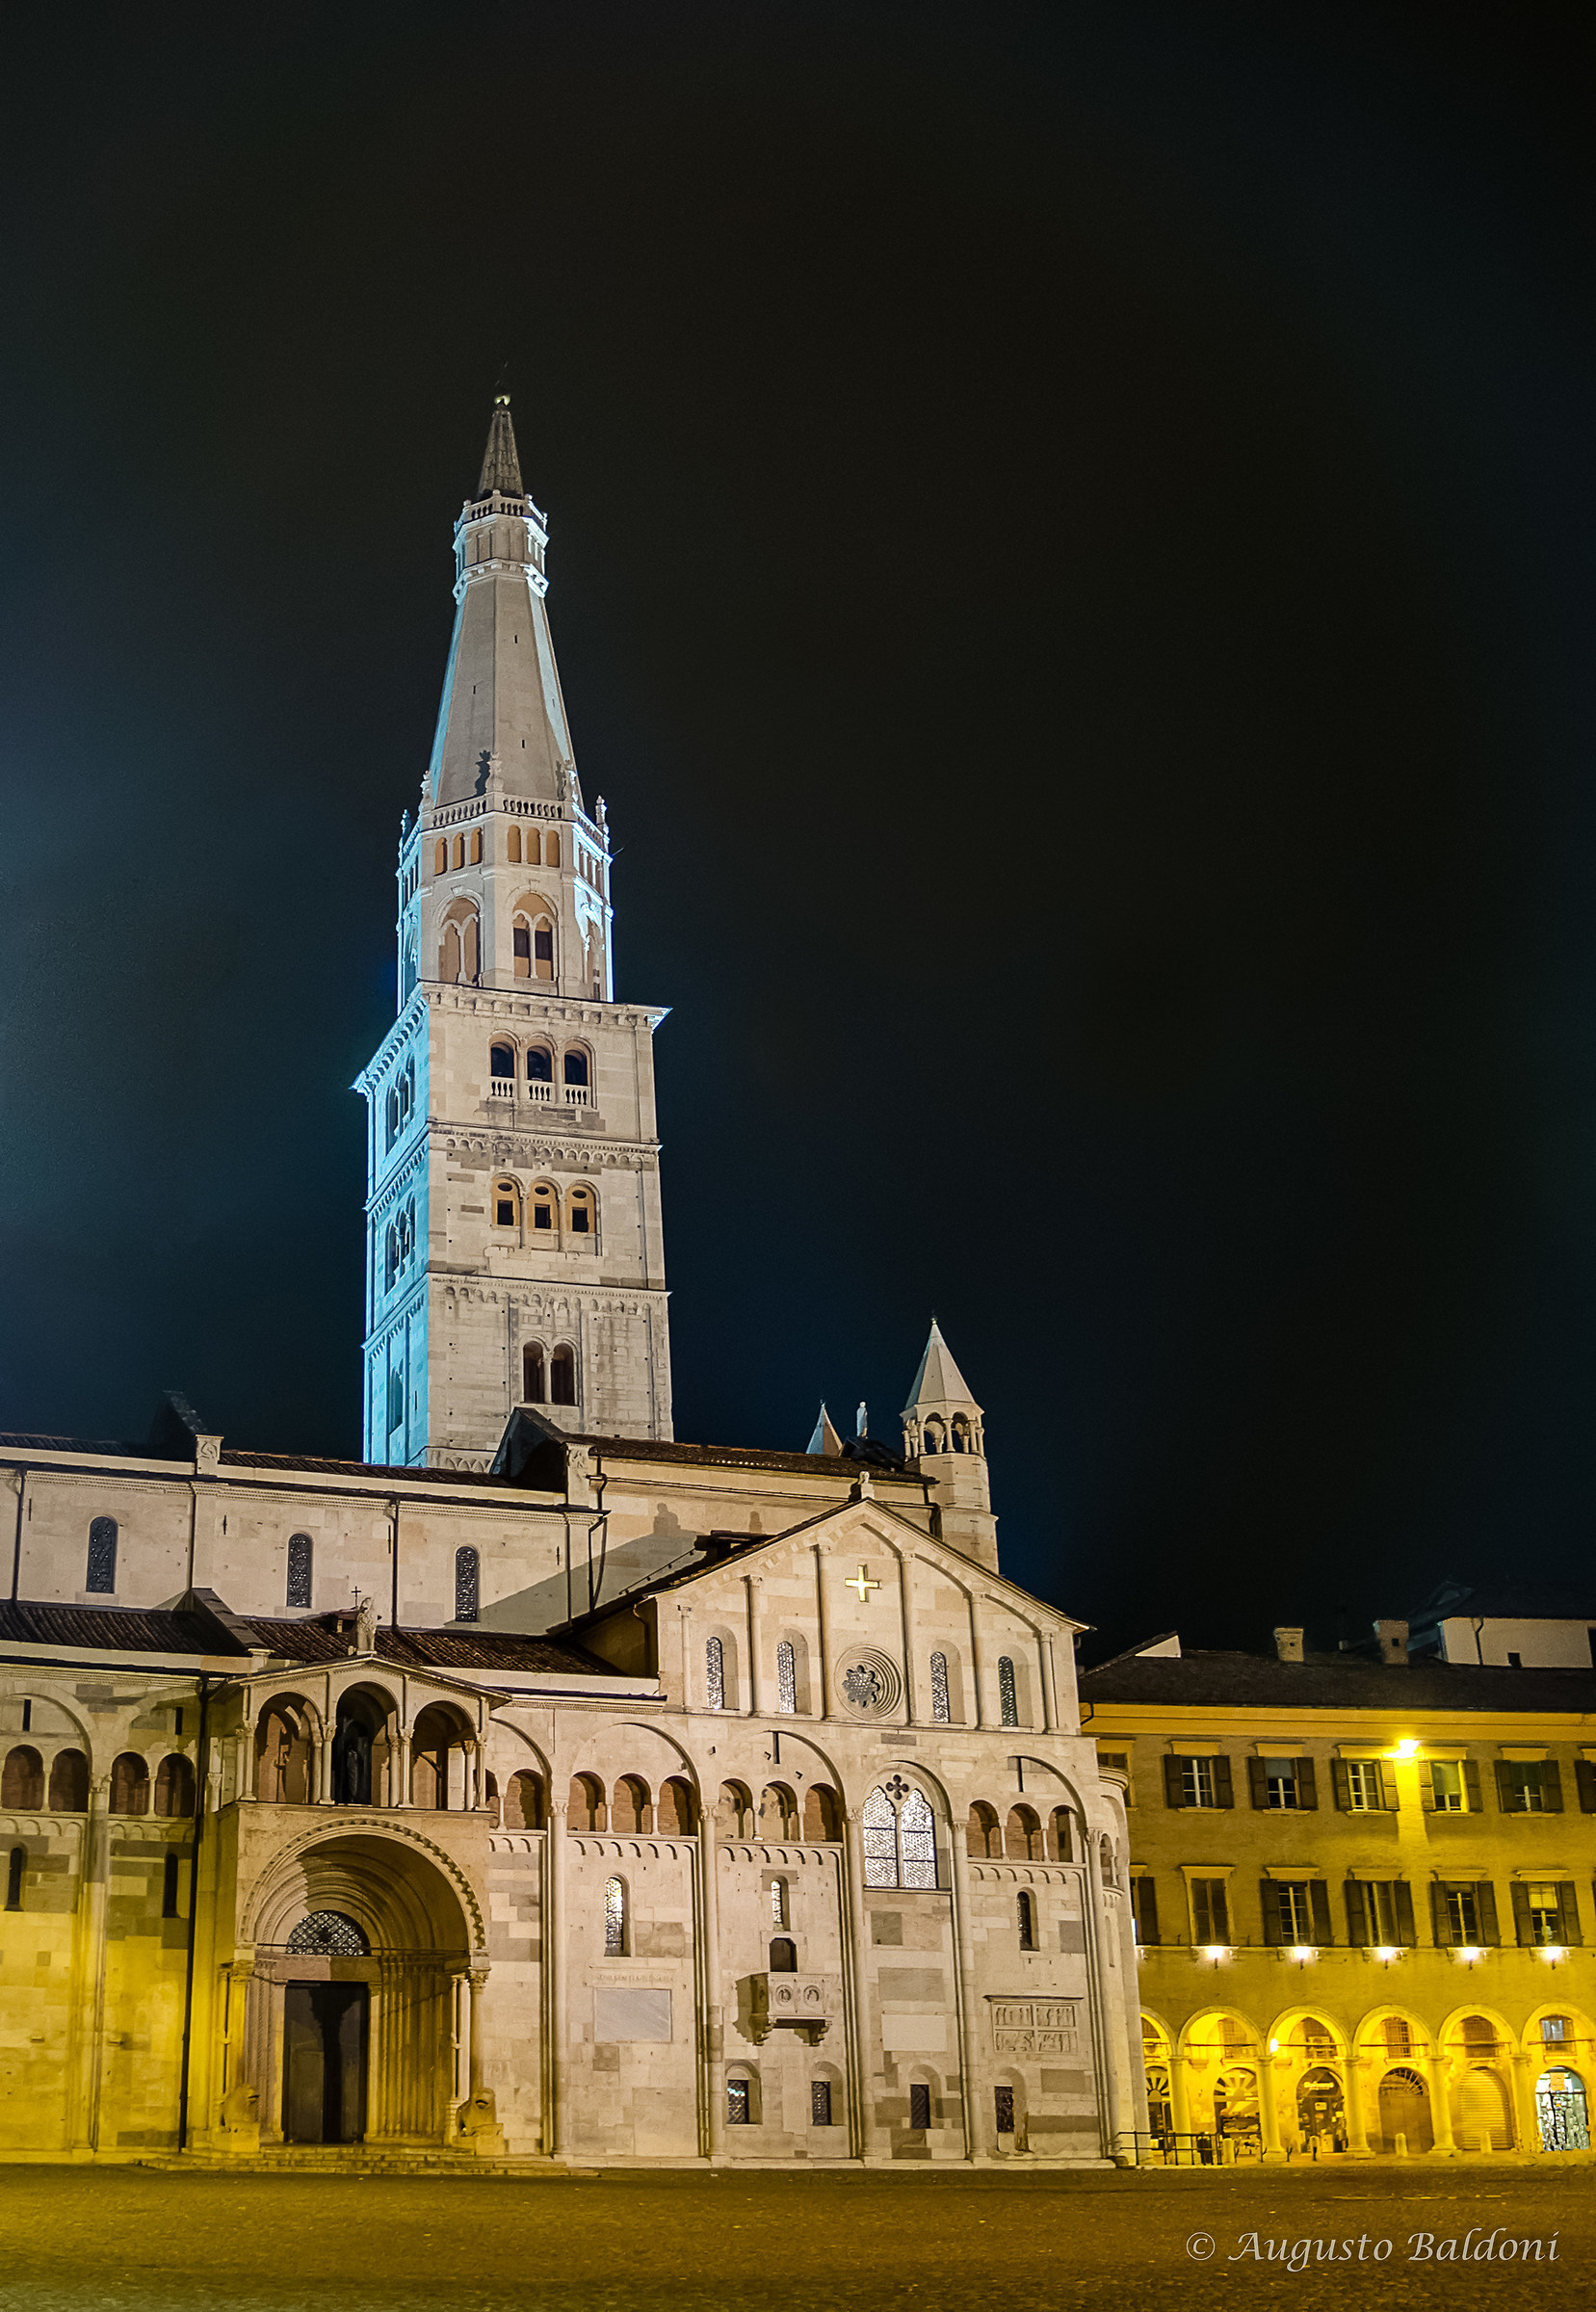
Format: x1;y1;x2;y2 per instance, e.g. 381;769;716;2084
176;1671;213;2152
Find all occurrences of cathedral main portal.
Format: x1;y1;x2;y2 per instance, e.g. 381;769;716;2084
283;1981;369;2144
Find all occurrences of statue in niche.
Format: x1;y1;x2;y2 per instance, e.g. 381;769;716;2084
355;1593;377;1655
331;1712;373;1806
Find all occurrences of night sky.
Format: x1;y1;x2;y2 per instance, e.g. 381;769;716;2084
5;5;1596;1661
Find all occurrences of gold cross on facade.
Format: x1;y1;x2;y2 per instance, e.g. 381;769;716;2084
845;1564;879;1602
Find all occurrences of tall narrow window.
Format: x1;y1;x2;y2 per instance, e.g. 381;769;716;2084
489;1040;515;1081
493;1179;520;1229
162;1852;180;1919
507;824;522;864
4;1848;22;1912
1017;1890;1038;1950
550;1347;576;1406
705;1636;725;1711
452;833;465;870
286;1534;313;1609
534;920;554;979
727;2079;750;2125
908;2083;932;2131
811;2079;832;2127
440;923;461;982
87;1516;117;1595
527;1046;553;1084
997;1656;1018;1727
455;1546;480;1623
567;1185;594;1236
994;2087;1015;2137
531;1183;556;1230
776;1641;797;1715
546;830;562;868
929;1651;950;1722
604;1875;625;1957
469;828;483;865
434;839;447;874
900;1791;937;1887
513;921;532;977
771;1878;789;1928
563;1048;589;1087
526;828;542;865
863;1781;938;1890
522;1344;546;1403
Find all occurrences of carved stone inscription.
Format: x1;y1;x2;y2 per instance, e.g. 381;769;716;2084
989;1998;1081;2057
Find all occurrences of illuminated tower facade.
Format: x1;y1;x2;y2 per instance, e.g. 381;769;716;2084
355;398;673;1467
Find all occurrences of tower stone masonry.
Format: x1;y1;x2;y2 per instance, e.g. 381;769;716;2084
355;398;673;1467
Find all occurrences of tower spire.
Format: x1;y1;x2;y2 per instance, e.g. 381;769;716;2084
901;1319;997;1570
477;392;525;498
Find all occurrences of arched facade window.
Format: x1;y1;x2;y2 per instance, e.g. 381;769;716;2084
48;1750;88;1811
506;824;522;864
109;1753;149;1817
758;1783;798;1838
534;915;555;980
550;1346;576;1406
929;1651;951;1722
1048;1806;1073;1862
455;1546;480;1623
771;1879;789;1929
530;1182;557;1232
705;1636;725;1710
504;1770;544;1828
802;1783;841;1841
5;1848;22;1912
287;1910;370;1956
527;1043;553;1084
1006;1805;1042;1861
492;1178;521;1230
715;1780;752;1837
546;829;562;868
997;1655;1019;1727
489;1039;515;1080
951;1415;971;1453
383;1222;401;1289
863;1781;937;1889
604;1875;627;1956
154;1755;196;1818
256;1700;313;1803
966;1801;1002;1859
469;828;483;866
567;1184;594;1236
87;1516;117;1594
522;1344;546;1403
657;1777;694;1835
612;1776;650;1833
769;1936;798;1974
776;1641;797;1715
563;1047;589;1087
568;1774;606;1830
1;1747;43;1808
434;839;447;875
1018;1890;1038;1950
923;1418;946;1455
286;1533;313;1610
452;833;465;870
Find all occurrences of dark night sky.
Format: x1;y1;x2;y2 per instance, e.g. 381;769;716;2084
4;3;1596;1659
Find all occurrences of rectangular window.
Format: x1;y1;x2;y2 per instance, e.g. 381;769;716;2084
1190;1878;1229;1945
1366;1881;1399;1943
727;2080;750;2126
993;2086;1015;2136
1525;1883;1562;1945
1446;1886;1480;1943
1544;2015;1568;2045
810;2079;832;2126
1263;1758;1298;1811
908;2084;931;2131
1182;1757;1217;1809
1273;1882;1313;1943
1384;2016;1411;2056
1346;1760;1383;1811
1500;1761;1545;1813
1430;1760;1466;1813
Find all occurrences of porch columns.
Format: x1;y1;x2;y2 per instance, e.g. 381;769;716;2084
842;1807;879;2162
698;1807;726;2161
1344;2054;1373;2156
548;1800;569;2157
1509;2053;1537;2152
1424;2048;1456;2153
1257;2050;1285;2162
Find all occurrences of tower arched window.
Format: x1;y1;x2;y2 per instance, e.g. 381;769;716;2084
550;1346;576;1406
776;1641;797;1715
563;1048;589;1087
489;1039;515;1081
385;1088;400;1147
530;1182;556;1232
455;1546;480;1623
522;1344;546;1404
526;827;542;865
2;1748;42;1808
492;1178;521;1230
604;1875;626;1956
286;1533;313;1610
87;1516;117;1595
546;830;562;868
384;1223;400;1289
469;828;483;865
452;833;465;870
862;1781;938;1890
952;1415;971;1453
929;1651;951;1722
433;839;447;875
526;1044;553;1084
109;1753;149;1816
922;1418;945;1455
705;1636;725;1711
998;1655;1019;1727
506;824;521;864
567;1185;594;1237
533;916;555;981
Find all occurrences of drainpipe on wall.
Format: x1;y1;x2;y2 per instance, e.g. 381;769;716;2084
10;1467;25;1600
175;1671;213;2153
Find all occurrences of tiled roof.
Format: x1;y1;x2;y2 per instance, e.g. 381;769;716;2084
0;1432;136;1457
1079;1648;1596;1715
0;1599;240;1656
568;1432;918;1480
246;1618;616;1676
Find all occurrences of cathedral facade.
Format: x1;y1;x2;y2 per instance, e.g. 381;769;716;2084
0;402;1142;2168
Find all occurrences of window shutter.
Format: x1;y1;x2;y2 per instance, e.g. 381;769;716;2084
1419;1765;1436;1813
1380;1762;1400;1813
1213;1879;1230;1941
1463;1760;1483;1813
1137;1876;1160;1946
1308;1879;1333;1946
1557;1882;1582;1947
1393;1881;1416;1948
1494;1760;1515;1812
1246;1757;1268;1810
1478;1880;1500;1946
1260;1879;1282;1947
1213;1755;1234;1809
1345;1881;1368;1944
1577;1760;1596;1813
1430;1882;1450;1947
1509;1882;1532;1947
1296;1757;1318;1810
1332;1760;1351;1811
1542;1761;1564;1814
1163;1756;1184;1810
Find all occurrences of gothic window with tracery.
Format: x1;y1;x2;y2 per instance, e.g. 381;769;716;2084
705;1636;725;1711
776;1641;797;1715
604;1875;625;1957
929;1651;950;1722
863;1779;938;1890
998;1655;1019;1727
287;1910;371;1956
286;1534;312;1610
87;1517;117;1595
455;1546;480;1623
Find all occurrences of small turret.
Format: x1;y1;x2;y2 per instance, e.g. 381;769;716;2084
901;1320;998;1569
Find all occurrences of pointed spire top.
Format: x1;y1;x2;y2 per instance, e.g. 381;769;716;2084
806;1403;844;1457
903;1317;978;1411
477;392;524;498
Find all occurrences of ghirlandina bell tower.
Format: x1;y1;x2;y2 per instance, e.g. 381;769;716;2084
355;397;673;1467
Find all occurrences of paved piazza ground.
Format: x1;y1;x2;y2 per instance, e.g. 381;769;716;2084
0;2163;1590;2312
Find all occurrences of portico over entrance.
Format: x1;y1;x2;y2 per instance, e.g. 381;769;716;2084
229;1827;493;2151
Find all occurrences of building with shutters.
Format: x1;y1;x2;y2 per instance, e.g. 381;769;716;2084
0;399;1145;2170
1079;1623;1596;2160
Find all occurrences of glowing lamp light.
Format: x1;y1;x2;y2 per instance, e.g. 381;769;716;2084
1201;1945;1231;1965
1289;1945;1317;1963
1269;2036;1280;2054
1393;1739;1420;1759
1373;1946;1402;1963
1454;1945;1483;1964
1537;1945;1566;1963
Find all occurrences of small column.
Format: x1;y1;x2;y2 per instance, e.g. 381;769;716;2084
1167;2041;1191;2148
842;1808;879;2161
698;1807;726;2161
315;1723;332;1804
948;1831;984;2164
467;1964;490;2099
548;1800;569;2157
1424;2047;1456;2153
1508;2053;1536;2153
391;1726;412;1809
1257;2051;1285;2162
1344;2054;1373;2156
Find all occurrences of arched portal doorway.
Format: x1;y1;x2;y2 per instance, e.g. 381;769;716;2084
1376;2066;1433;2154
1536;2067;1590;2151
1296;2066;1345;2150
238;1830;482;2150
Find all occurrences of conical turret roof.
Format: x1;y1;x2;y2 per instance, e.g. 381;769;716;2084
477;395;524;495
903;1318;978;1411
